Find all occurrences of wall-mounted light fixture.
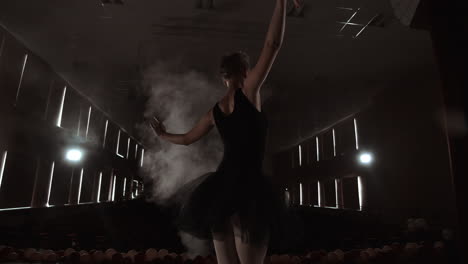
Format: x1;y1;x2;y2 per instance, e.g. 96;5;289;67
358;152;373;165
66;148;83;162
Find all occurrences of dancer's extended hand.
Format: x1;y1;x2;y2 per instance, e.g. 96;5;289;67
149;116;166;136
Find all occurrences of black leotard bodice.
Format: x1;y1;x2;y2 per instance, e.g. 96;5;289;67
213;88;268;173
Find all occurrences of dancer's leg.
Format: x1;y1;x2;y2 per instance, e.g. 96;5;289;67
212;221;240;264
230;213;269;264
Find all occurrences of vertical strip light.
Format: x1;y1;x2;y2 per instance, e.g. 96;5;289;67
85;107;92;139
140;149;145;167
298;145;302;167
0;151;8;191
15;54;29;104
116;130;121;155
135;181;139;196
315;137;320;162
102;120;109;148
123;178;127;197
135;144;139;160
111;175;116;201
299;182;303;205
108;173;113;201
357;176;364;210
126;138;131;159
354;118;359;150
77;169;84;204
332;129;337;157
46;162;55;206
317;181;322;207
97;172;102;202
56;86;67;127
335;179;339;208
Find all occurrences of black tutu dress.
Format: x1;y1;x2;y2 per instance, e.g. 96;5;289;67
174;88;303;251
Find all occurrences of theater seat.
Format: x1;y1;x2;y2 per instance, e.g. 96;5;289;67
80;252;92;264
145;248;158;261
46;252;59;262
158;248;169;258
92;250;105;264
111;252;123;264
64;248;76;257
134;252;146;264
126;249;138;262
6;251;18;261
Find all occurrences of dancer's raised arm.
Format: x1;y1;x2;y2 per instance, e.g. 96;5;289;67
149;110;215;146
244;0;294;95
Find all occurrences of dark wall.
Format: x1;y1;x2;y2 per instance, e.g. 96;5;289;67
0;27;144;210
270;27;457;227
359;74;456;225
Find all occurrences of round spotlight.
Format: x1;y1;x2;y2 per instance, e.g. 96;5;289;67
66;149;83;162
359;152;373;165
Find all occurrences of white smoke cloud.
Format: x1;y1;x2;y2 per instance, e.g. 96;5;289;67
136;61;224;256
178;231;213;258
138;62;224;205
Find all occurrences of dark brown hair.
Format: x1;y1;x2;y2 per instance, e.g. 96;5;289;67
220;51;250;79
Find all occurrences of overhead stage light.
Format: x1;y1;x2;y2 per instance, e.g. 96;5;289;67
66;149;83;162
359;152;373;165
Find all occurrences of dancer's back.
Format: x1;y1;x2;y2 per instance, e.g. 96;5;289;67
213;88;268;173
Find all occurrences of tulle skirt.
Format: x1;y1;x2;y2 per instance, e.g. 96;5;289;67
173;166;304;252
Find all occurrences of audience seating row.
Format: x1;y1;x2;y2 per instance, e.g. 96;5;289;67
0;241;449;264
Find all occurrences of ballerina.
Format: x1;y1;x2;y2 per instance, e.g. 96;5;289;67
150;1;300;263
